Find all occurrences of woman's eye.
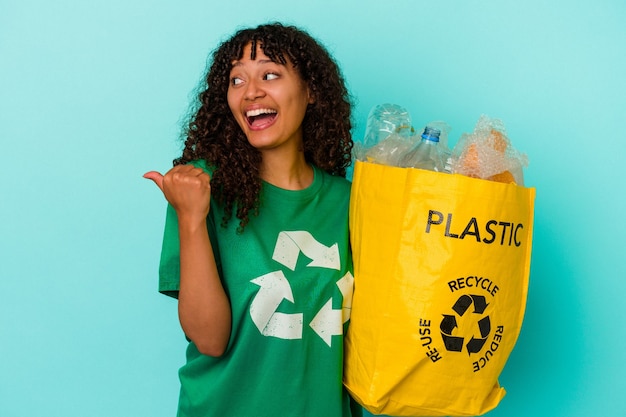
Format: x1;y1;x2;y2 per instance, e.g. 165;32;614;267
231;77;243;86
264;72;279;81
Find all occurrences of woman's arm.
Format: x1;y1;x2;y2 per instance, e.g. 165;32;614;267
145;165;231;356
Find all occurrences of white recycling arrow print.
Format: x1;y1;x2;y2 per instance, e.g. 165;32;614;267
250;271;303;339
336;271;354;324
309;299;342;347
309;272;354;347
272;231;340;271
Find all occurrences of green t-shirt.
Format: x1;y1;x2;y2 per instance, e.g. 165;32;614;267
158;161;357;417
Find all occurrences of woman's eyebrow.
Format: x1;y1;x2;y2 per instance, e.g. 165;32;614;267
231;58;277;68
253;59;279;66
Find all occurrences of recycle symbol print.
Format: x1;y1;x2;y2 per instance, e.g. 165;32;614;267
249;231;353;347
440;294;491;355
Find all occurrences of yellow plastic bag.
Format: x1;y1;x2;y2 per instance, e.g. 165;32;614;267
344;160;536;416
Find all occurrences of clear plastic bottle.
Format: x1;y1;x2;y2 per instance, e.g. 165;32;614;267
362;103;413;149
365;126;415;166
355;103;415;164
399;126;448;172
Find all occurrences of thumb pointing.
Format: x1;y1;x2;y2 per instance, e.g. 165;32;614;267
143;171;165;192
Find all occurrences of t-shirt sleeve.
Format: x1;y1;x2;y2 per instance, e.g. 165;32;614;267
158;203;182;298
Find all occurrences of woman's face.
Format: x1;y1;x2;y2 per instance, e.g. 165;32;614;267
227;43;313;154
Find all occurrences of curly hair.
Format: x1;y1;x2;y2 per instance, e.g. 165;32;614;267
175;22;353;231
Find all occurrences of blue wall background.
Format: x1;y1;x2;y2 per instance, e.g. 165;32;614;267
1;0;624;416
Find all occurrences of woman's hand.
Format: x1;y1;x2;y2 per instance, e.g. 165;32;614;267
144;165;212;227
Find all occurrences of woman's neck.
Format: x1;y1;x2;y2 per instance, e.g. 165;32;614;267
260;151;314;190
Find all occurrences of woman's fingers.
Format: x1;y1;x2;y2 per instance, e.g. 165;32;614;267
143;171;165;192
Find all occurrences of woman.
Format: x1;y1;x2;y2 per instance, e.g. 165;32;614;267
144;22;360;416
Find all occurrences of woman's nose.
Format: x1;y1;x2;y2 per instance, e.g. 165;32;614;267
244;79;265;100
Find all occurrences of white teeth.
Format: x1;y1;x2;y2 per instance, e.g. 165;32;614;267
246;108;277;117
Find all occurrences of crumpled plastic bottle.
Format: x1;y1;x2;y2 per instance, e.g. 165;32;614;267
365;126;416;166
354;103;414;163
362;103;413;149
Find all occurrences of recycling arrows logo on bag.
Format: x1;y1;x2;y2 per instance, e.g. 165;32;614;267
418;276;507;373
440;294;490;354
249;230;353;347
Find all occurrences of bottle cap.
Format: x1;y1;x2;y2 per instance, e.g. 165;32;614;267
421;126;441;142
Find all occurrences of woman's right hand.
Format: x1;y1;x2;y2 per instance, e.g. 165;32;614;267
143;165;212;225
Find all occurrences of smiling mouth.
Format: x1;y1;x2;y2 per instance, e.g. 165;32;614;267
246;108;277;128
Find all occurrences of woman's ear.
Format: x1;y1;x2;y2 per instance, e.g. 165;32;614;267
307;87;316;105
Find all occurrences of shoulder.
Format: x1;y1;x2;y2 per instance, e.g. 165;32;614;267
317;167;352;200
318;167;351;189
